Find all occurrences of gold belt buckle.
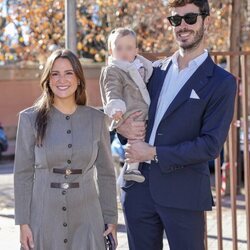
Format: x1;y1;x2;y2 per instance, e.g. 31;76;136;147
62;183;69;189
65;169;72;176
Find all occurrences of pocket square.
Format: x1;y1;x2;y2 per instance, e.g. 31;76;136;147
190;89;200;99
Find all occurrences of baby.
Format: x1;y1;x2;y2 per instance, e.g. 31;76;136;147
100;27;153;183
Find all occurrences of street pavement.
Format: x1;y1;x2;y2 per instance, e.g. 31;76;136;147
0;160;248;250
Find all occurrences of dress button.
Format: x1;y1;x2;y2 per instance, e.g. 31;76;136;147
62;206;67;211
62;190;67;195
67;130;71;134
63;223;67;227
66;116;70;120
67;159;71;164
64;239;68;243
68;144;72;148
64;175;68;179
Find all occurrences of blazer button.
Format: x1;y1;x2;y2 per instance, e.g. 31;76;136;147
63;222;67;227
62;190;67;195
62;206;67;211
66;116;70;120
67;129;71;134
68;144;72;148
64;239;68;243
67;159;71;164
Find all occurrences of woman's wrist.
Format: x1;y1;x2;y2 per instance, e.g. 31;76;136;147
20;224;29;228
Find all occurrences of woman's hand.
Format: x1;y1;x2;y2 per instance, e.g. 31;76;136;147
116;111;146;140
20;224;34;250
103;223;118;249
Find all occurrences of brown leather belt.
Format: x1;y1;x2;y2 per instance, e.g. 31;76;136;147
50;182;79;189
53;168;82;175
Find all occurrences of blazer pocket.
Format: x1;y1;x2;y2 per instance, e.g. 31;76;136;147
187;98;205;104
184;99;206;117
189;164;210;176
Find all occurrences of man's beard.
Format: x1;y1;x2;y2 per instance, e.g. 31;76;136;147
176;24;205;52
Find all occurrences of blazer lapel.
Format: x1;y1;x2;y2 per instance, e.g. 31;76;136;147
147;60;172;139
161;55;215;121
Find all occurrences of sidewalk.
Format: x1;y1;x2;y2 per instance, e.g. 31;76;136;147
0;153;248;249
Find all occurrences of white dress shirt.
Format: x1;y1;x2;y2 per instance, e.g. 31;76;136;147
149;50;208;146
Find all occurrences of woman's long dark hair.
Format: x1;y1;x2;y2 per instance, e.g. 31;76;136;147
34;49;87;145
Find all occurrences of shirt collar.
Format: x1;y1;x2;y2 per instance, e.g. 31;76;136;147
171;49;208;69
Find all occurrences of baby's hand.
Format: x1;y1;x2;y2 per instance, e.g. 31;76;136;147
112;111;123;121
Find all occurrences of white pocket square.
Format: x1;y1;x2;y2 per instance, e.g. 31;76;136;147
190;89;200;99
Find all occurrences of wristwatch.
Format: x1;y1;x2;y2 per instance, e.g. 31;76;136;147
153;154;159;163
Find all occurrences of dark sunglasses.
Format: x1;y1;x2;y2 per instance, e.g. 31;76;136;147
167;12;208;27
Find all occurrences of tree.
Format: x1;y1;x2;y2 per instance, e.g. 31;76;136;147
0;0;65;65
0;0;249;65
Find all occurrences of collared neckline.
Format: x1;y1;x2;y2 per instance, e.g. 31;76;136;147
172;49;208;70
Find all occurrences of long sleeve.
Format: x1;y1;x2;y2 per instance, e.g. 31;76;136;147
100;66;126;107
95;116;118;224
14;111;36;225
104;99;127;118
156;75;237;173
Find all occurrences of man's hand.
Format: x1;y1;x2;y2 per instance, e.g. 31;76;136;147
116;111;146;140
125;140;156;163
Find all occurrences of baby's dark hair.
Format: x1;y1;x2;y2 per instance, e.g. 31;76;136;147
108;27;137;51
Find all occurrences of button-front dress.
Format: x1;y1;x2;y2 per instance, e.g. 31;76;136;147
14;105;117;250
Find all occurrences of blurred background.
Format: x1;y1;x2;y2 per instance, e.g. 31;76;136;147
0;1;250;249
0;0;250;65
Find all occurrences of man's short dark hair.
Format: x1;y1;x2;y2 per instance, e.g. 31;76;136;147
167;0;210;15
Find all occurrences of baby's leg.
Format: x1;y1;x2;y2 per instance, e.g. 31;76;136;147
124;162;145;183
126;162;139;171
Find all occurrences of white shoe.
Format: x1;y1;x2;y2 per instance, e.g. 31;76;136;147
123;170;145;183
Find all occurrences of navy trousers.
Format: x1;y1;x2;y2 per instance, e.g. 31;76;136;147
121;167;205;250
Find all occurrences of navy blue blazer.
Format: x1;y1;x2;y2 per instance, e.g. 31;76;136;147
138;55;237;211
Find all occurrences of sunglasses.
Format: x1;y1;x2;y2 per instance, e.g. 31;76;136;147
167;13;208;27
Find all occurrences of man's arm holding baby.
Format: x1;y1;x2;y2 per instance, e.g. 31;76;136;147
116;111;156;162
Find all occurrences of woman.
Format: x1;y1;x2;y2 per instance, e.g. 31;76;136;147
14;49;117;250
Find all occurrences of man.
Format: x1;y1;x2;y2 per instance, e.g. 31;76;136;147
117;0;237;249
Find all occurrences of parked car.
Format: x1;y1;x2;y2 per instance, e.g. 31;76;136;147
0;123;8;160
